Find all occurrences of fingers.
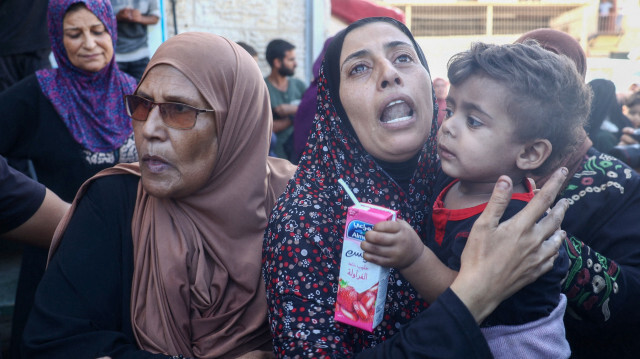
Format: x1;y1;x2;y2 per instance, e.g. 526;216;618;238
365;220;408;246
514;229;566;291
619;133;638;145
536;197;569;239
622;126;635;135
509;167;568;229
362;229;393;248
362;251;393;267
372;219;403;233
362;223;403;265
526;177;537;191
474;176;513;230
540;230;565;261
360;235;395;266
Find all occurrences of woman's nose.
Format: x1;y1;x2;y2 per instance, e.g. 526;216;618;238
141;106;167;140
379;61;402;89
84;33;97;49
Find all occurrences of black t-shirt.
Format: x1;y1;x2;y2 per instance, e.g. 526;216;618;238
0;154;45;234
0;75;136;202
0;0;50;55
22;174;170;358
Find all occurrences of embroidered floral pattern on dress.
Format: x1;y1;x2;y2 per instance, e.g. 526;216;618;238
563;235;620;322
83;133;138;165
560;150;630;323
564;151;631;205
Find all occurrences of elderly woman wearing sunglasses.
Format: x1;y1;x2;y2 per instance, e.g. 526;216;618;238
22;32;295;359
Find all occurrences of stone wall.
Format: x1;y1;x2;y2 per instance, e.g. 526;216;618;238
164;0;315;80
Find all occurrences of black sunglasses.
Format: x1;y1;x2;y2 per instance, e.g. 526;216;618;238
123;94;215;130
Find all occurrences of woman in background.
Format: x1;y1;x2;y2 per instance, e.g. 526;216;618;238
0;1;137;356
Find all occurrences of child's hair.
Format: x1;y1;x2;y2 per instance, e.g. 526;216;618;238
625;91;640;108
447;41;592;176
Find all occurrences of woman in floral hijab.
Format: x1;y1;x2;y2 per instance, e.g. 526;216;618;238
263;17;569;358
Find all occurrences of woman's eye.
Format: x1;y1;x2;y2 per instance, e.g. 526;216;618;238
349;64;367;75
395;54;412;63
173;104;190;113
466;117;483;128
65;32;81;39
92;26;106;35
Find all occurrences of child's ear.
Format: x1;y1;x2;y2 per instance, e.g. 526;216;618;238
516;139;552;171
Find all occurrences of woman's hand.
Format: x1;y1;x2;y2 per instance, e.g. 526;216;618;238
450;167;569;323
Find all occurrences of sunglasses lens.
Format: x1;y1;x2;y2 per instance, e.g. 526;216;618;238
126;96;152;122
125;96;202;129
162;103;197;129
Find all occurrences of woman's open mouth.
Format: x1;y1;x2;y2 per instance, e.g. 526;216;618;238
380;100;414;124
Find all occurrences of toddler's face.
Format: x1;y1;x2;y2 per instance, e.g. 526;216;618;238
437;75;527;184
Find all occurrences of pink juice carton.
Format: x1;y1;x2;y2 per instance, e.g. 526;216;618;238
335;203;397;332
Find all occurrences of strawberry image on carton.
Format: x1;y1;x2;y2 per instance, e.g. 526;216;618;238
335;202;397;332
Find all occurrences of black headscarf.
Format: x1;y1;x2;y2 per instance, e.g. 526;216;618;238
263;17;440;356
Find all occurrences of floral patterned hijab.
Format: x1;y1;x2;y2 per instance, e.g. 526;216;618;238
263;17;439;353
36;0;136;152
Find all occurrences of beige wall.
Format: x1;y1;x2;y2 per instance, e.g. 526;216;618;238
164;0;312;80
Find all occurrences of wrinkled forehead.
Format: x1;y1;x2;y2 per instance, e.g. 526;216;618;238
339;22;416;65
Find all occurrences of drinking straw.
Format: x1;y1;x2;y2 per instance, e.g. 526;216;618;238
338;178;360;205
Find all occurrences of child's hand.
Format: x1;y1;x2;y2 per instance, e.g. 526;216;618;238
361;219;424;269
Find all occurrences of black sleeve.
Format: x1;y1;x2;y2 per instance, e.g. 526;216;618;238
22;174;167;359
0;154;45;233
0;74;42;158
357;289;493;359
560;153;640;326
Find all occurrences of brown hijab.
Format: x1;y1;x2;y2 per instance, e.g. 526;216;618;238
516;28;592;187
49;32;295;358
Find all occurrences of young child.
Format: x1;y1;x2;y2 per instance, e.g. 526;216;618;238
362;41;592;358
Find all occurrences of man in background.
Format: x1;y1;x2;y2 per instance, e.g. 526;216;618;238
0;0;50;92
112;0;160;81
264;39;307;160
